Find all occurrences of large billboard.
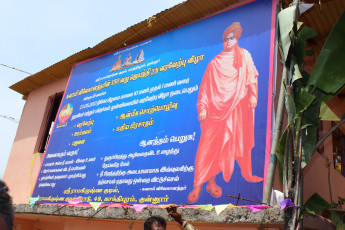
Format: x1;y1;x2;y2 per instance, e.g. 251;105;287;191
33;0;276;205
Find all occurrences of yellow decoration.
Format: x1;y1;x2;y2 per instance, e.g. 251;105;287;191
90;202;103;210
215;205;228;215
198;204;214;211
30;152;40;197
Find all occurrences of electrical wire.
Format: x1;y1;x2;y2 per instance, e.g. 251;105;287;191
0;63;31;75
0;114;19;123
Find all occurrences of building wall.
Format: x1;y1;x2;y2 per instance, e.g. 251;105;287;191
303;121;345;204
13;216;266;230
3;77;68;204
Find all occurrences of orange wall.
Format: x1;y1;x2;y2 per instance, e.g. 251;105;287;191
303;121;345;204
13;216;262;230
3;77;68;204
13;218;35;230
14;217;64;230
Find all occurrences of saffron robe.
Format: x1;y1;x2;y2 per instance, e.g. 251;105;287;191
194;48;258;186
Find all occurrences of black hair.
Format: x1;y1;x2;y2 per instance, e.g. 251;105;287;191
144;216;166;230
0;181;14;230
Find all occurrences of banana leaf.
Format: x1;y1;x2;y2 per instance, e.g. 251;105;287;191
301;125;317;168
292;64;302;83
277;6;296;61
300;97;321;167
331;211;345;230
308;11;345;94
276;128;288;184
298;26;318;41
293;37;306;66
304;193;332;214
286;93;296;124
295;88;316;114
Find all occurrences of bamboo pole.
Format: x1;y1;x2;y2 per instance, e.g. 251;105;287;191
263;66;287;203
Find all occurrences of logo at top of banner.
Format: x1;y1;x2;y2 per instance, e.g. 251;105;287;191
57;103;73;128
110;49;145;72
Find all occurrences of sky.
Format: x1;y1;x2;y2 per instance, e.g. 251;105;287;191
0;0;185;179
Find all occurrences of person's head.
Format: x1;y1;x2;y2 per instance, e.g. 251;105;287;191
223;32;237;50
144;216;166;230
0;181;14;230
222;22;242;51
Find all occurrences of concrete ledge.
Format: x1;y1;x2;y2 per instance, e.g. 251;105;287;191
14;204;284;224
303;213;336;230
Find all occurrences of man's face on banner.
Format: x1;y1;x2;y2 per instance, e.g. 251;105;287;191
223;32;237;50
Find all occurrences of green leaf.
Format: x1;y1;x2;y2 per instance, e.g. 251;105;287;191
308;11;345;94
331;211;345;230
285;45;293;69
285;93;296;124
301;125;317;168
293;37;306;66
301;92;322;127
295;88;316;114
293;69;310;88
276;128;288;184
300;70;311;85
322;86;345;102
300;96;322;167
298;26;318;41
304;193;333;214
278;5;296;61
292;64;302;83
335;196;345;208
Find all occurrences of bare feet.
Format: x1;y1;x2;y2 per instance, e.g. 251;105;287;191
206;177;222;198
188;186;202;203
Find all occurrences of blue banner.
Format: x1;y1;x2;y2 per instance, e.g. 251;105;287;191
33;0;275;205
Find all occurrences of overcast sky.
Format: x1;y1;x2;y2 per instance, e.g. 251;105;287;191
0;0;185;179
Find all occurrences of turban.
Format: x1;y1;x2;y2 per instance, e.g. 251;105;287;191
222;22;243;69
222;22;242;41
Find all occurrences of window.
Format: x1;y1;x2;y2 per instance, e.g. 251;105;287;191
38;93;63;153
